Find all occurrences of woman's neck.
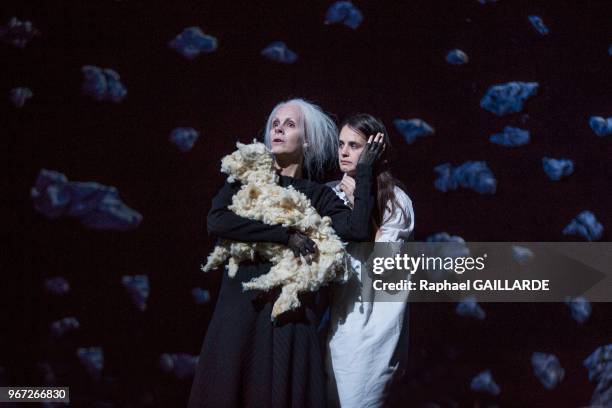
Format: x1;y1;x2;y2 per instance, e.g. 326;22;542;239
274;155;303;178
275;162;302;178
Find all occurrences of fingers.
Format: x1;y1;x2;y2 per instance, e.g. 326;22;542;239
373;132;384;146
288;230;317;264
368;132;383;143
310;242;317;253
299;241;316;265
357;132;385;165
298;234;316;254
364;135;375;153
371;132;385;157
344;175;356;186
304;237;316;253
339;180;353;191
367;133;385;150
308;237;316;249
364;135;378;150
300;253;314;265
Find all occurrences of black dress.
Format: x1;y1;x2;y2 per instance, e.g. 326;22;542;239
188;165;374;408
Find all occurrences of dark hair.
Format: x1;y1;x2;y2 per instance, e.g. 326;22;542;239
340;113;409;233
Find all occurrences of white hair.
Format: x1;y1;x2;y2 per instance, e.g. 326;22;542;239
264;98;338;180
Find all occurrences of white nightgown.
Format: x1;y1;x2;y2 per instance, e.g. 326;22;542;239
326;181;415;408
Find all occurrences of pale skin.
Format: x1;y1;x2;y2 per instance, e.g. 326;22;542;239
338;125;385;240
268;102;313;262
269;103;307;179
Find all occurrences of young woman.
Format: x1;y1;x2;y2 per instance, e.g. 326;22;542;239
326;113;415;408
188;100;385;408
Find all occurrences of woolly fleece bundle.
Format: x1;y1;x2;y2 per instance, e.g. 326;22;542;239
201;140;348;320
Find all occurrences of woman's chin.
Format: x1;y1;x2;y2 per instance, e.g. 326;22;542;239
340;165;355;174
272;148;301;158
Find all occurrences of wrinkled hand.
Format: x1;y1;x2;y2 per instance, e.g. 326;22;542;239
338;173;356;206
287;230;317;261
357;132;385;167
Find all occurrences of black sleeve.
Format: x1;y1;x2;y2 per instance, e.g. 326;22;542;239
319;164;374;242
206;180;291;244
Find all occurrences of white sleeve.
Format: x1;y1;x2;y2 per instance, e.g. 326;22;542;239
376;187;415;243
326;179;352;208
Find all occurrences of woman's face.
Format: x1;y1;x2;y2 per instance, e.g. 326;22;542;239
269;103;304;157
338;125;367;176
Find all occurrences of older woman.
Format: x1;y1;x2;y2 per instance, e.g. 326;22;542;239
326;113;415;408
188;99;385;408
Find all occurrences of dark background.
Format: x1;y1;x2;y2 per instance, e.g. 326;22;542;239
4;0;611;406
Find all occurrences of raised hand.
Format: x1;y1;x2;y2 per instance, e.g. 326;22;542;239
356;132;386;167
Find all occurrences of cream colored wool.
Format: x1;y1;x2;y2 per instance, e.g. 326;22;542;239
201;140;348;320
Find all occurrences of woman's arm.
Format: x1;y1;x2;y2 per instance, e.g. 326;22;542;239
320;164;375;242
207;181;291;244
